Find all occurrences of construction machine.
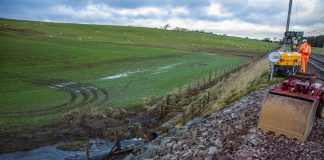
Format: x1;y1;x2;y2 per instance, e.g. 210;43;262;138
258;73;323;142
268;0;304;78
269;51;302;78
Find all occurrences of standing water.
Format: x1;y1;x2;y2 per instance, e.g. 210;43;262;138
0;138;143;160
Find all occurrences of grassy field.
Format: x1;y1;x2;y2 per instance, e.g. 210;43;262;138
0;18;277;130
313;47;324;54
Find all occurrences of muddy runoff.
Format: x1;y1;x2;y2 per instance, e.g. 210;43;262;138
0;138;143;160
0;85;202;159
0;71;199;159
0;104;172;155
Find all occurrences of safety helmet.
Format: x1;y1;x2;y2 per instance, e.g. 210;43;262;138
302;39;307;43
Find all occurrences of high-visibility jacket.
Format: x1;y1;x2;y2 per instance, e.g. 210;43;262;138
298;42;311;56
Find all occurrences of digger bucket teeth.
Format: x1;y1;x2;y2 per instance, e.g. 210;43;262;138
258;93;318;142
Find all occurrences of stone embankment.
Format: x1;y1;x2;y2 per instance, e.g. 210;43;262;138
125;87;324;160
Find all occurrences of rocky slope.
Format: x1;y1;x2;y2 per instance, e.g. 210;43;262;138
125;87;324;160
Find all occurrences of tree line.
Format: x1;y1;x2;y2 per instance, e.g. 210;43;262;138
306;35;324;47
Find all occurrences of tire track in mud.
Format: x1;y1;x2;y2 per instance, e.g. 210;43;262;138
0;72;109;117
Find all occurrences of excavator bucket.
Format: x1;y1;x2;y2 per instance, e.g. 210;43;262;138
258;92;318;142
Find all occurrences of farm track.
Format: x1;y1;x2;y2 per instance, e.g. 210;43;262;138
0;72;109;117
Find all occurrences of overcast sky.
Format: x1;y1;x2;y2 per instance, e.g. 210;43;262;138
0;0;323;39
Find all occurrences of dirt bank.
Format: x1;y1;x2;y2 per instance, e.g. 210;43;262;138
0;107;151;153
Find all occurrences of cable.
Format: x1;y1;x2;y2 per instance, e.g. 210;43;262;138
314;14;324;24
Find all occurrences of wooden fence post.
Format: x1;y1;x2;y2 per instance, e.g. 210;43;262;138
182;112;186;125
209;72;212;84
203;94;206;108
160;99;164;118
178;86;181;98
197;76;200;89
85;143;90;160
166;94;170;106
190;104;194;120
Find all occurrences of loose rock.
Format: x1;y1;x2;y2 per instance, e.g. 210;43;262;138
128;87;324;159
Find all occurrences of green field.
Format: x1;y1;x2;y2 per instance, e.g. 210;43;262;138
0;18;277;130
313;47;324;54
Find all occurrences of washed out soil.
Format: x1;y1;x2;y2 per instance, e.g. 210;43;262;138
0;106;162;153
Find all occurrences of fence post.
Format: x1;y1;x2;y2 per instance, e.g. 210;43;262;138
166;94;170;106
188;80;191;91
85;143;90;160
200;96;205;117
182;112;186;125
160;99;164;118
203;94;206;108
178;86;181;98
209;72;212;84
197;76;200;89
190;104;194;120
203;76;206;87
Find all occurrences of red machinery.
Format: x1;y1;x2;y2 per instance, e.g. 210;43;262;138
258;73;323;142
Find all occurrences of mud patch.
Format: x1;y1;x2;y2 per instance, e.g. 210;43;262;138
0;106;147;153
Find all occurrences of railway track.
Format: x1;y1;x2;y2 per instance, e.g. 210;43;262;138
309;53;324;79
309;53;324;71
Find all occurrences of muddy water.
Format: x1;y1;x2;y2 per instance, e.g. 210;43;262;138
0;138;143;160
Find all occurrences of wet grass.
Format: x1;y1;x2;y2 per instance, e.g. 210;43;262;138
0;18;276;55
217;74;284;107
0;18;277;129
313;47;324;55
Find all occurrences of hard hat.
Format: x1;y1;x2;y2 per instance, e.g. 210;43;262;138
302;39;307;43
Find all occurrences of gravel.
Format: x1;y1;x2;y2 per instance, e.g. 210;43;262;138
128;87;324;160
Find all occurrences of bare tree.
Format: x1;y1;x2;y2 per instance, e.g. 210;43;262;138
163;24;170;30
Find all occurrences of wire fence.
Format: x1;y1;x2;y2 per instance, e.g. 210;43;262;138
156;57;257;123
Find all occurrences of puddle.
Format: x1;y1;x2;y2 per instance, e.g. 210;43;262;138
100;69;146;80
203;53;218;56
158;63;182;70
0;138;143;160
100;62;183;79
101;73;129;80
153;63;183;74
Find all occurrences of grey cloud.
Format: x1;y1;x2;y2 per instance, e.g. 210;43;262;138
0;0;322;38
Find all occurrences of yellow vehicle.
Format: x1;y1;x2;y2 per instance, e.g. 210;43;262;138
270;51;302;76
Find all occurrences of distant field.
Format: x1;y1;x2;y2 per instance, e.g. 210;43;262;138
313;47;324;54
0;18;276;56
0;18;276;130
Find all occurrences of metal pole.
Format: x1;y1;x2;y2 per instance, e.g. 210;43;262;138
286;0;293;32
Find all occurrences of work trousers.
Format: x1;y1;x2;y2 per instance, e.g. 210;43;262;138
301;55;309;73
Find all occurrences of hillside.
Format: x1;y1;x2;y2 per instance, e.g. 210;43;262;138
0;18;276;56
0;18;278;153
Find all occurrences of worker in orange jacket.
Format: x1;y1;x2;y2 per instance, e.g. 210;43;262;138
298;39;311;73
